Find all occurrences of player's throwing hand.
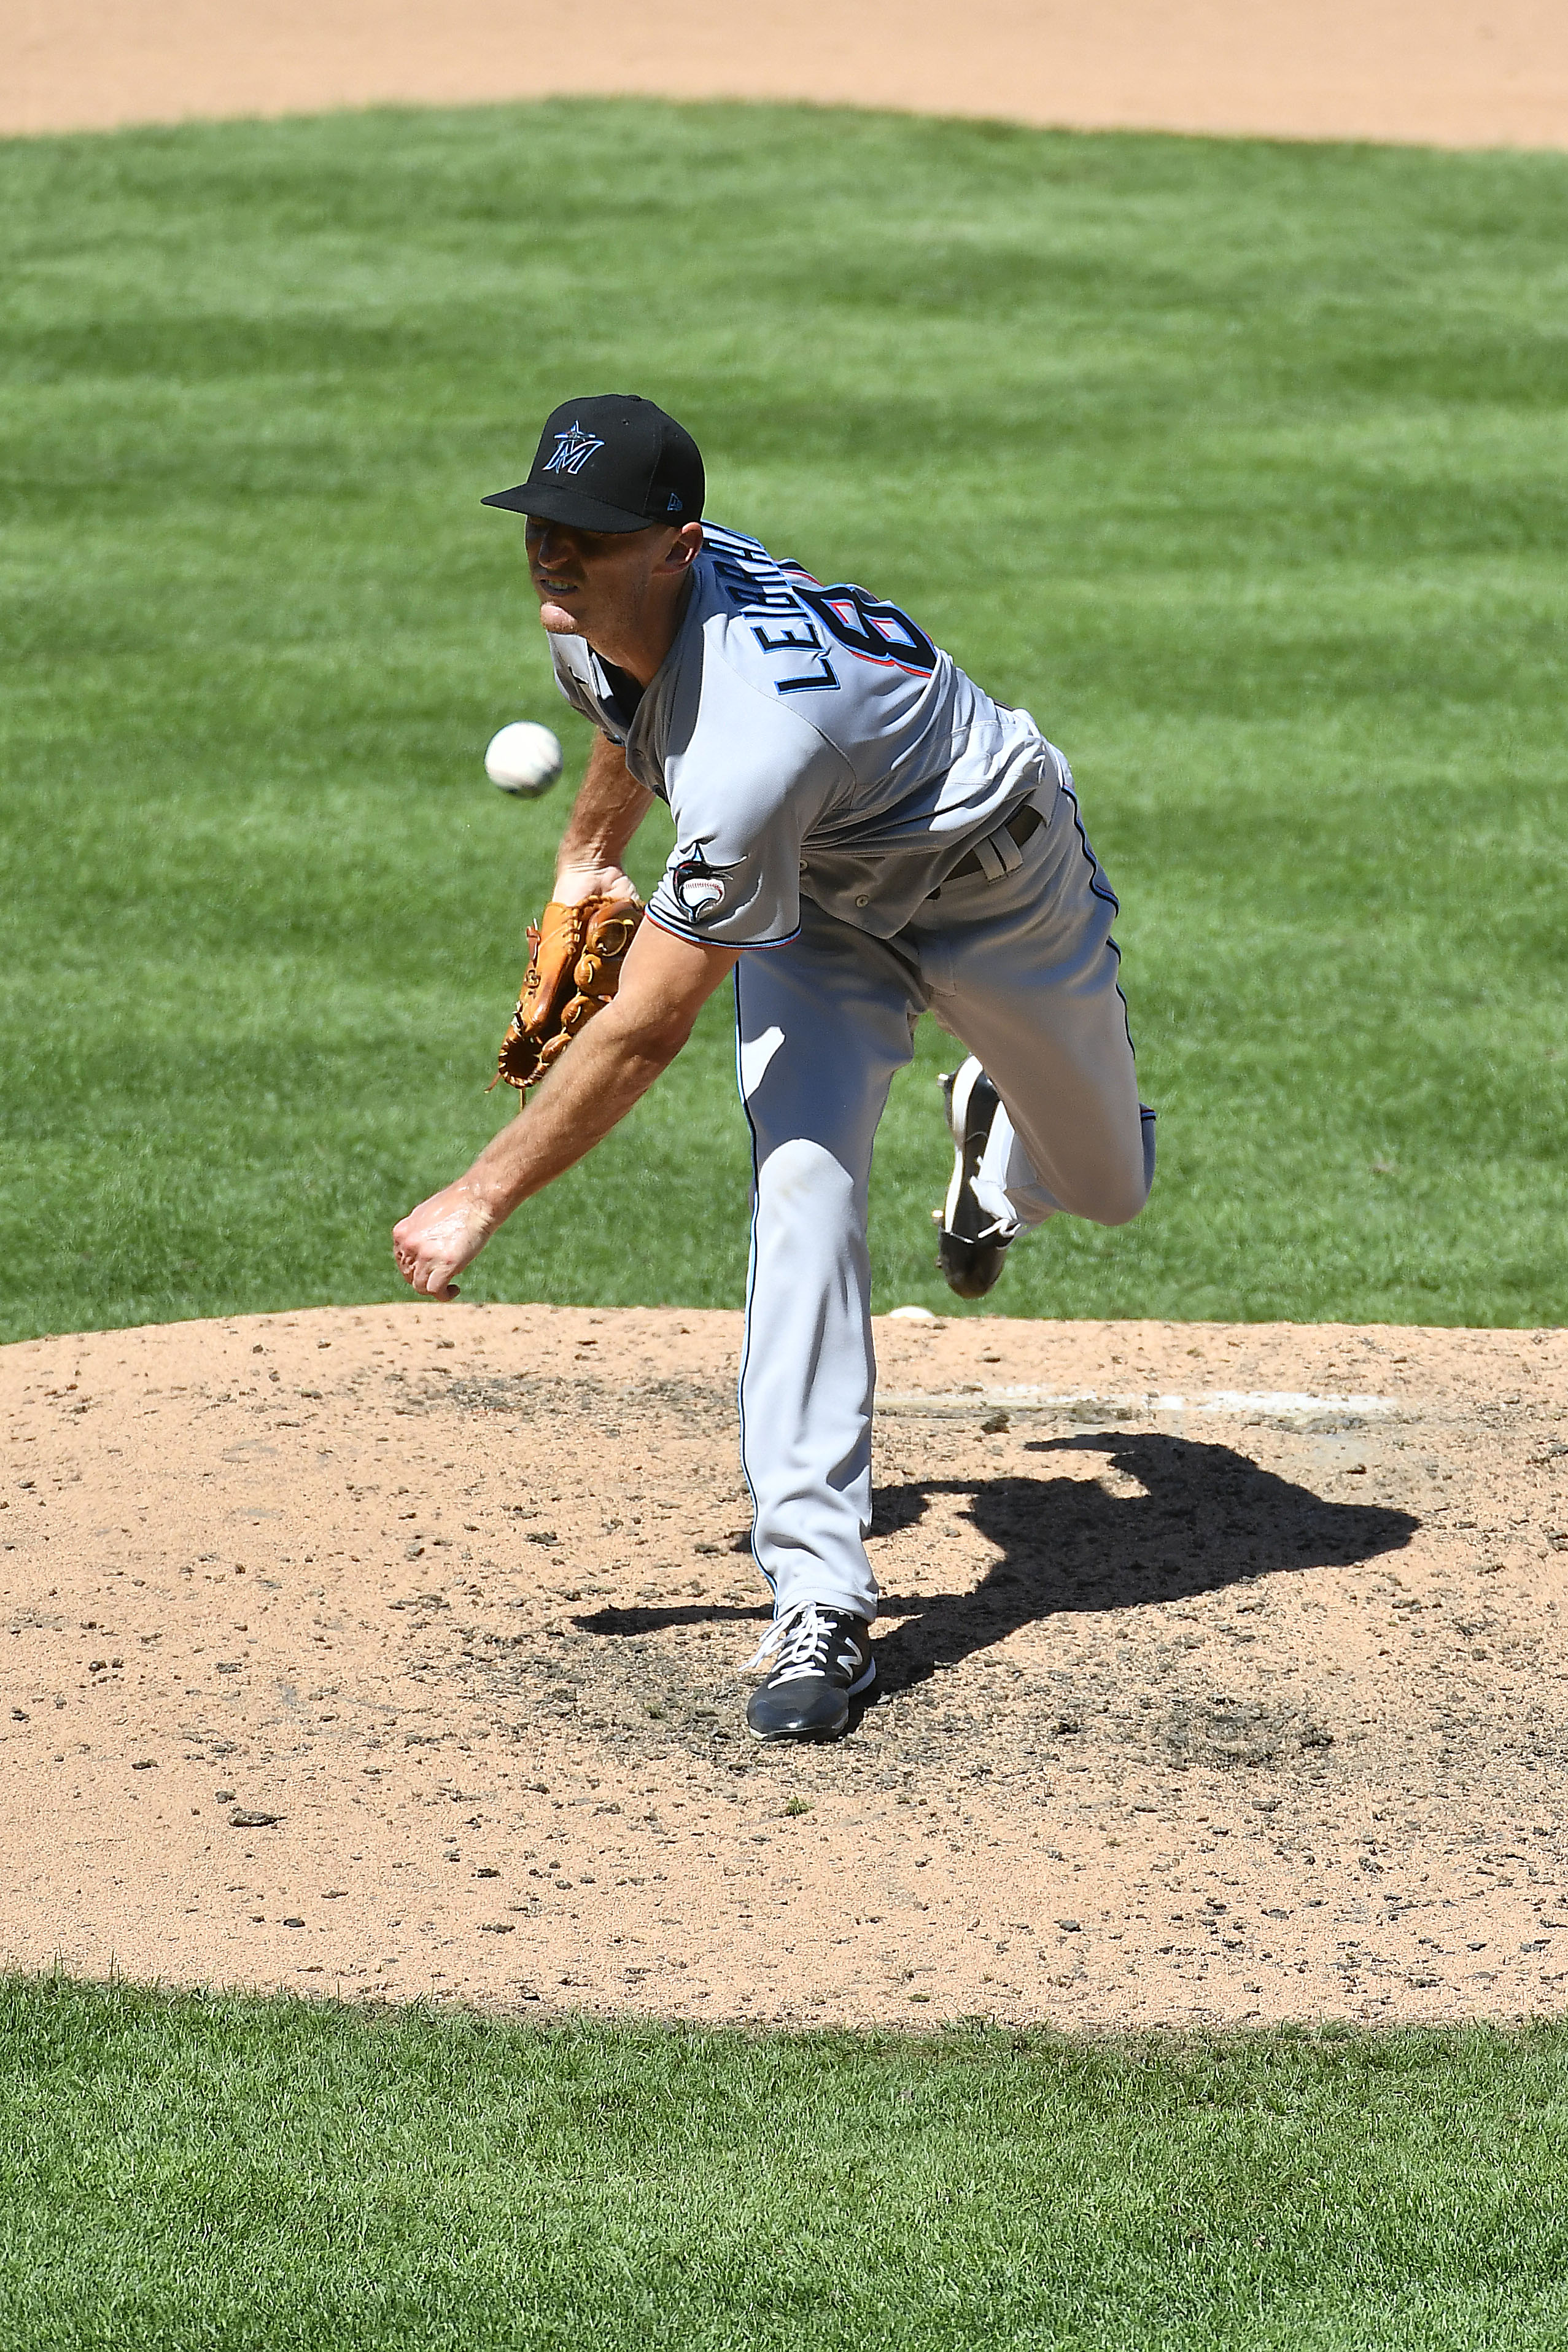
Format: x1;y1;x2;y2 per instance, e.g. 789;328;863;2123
392;1186;495;1300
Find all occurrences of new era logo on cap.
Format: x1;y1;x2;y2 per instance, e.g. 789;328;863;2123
481;394;704;535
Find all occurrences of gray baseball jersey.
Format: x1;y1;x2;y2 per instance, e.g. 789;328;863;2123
548;522;1062;947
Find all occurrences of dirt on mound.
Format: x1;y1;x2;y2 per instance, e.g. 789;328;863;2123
2;1302;1566;2032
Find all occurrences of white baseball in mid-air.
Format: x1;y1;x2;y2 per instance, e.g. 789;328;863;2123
484;721;564;798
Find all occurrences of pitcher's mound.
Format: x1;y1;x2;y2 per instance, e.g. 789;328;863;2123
2;1303;1565;2030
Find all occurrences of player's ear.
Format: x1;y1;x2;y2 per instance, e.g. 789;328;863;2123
662;521;704;572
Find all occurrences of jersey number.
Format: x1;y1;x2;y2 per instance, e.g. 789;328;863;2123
796;585;937;677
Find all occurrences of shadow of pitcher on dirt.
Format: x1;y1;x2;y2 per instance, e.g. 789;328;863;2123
866;1429;1419;1697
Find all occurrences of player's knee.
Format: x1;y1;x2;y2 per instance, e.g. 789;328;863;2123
1098;1141;1156;1227
1093;1179;1151;1229
1070;1143;1154;1229
755;1136;856;1225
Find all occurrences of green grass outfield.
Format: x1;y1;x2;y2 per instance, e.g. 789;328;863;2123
4;1977;1567;2351
2;101;1566;1340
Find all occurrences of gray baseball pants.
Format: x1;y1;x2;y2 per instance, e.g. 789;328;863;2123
734;772;1154;1624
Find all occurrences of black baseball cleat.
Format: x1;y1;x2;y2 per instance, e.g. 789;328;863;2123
934;1060;1015;1300
744;1604;876;1741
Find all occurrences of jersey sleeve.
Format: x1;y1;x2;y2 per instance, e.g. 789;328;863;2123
646;656;847;950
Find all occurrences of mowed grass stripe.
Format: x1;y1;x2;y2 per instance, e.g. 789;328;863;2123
1;103;1564;1339
3;1978;1568;2350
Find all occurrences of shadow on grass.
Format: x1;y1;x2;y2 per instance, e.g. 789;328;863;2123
577;1432;1418;1701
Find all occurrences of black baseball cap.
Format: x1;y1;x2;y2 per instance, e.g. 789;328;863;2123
481;394;704;534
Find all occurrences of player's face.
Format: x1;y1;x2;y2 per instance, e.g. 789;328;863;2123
525;518;688;647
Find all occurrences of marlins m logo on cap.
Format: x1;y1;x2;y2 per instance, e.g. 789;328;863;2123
481;394;705;533
543;421;606;476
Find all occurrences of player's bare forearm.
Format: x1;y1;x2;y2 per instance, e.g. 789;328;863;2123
392;920;738;1297
552;733;654;904
468;974;697;1211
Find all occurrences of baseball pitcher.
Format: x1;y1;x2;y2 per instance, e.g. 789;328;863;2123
394;394;1154;1741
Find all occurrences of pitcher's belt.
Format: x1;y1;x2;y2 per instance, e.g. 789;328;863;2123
933;801;1044;894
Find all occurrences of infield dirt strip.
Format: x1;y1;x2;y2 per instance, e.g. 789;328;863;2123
4;1303;1567;2029
7;0;1568;147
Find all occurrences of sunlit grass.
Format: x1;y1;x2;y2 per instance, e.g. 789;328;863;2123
2;103;1564;1338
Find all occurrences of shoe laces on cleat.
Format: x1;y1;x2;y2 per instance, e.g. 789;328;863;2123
937;1210;1014;1244
743;1602;848;1685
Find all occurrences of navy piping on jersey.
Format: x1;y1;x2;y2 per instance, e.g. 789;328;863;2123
1059;775;1140;1060
731;960;777;1601
645;907;801;952
1060;778;1120;915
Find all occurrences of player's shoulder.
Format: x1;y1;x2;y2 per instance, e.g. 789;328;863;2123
684;524;833;716
694;518;949;707
650;526;845;802
699;520;815;593
695;524;821;643
691;522;849;712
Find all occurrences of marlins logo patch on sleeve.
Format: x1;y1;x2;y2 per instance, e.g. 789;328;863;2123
670;851;739;923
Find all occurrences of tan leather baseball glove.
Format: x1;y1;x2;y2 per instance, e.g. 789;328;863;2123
490;894;645;1094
